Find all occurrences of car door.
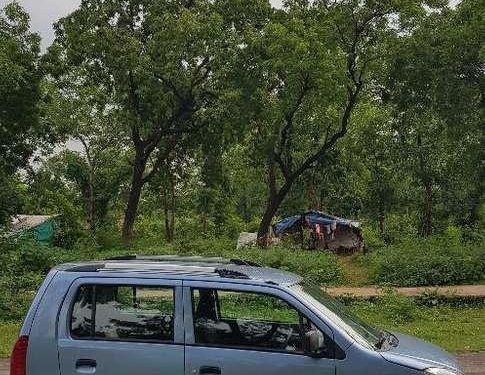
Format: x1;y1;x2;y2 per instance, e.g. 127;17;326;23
57;277;184;375
183;281;337;375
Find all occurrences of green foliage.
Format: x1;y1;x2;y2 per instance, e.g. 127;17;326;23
0;2;43;225
0;322;21;358
0;240;50;320
361;226;386;250
377;289;418;324
369;236;485;286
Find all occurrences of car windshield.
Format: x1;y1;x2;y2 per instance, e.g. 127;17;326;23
291;282;381;349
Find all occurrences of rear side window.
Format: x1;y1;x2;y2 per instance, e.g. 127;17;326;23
71;284;174;342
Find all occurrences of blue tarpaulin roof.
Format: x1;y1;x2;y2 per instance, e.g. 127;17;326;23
273;211;360;236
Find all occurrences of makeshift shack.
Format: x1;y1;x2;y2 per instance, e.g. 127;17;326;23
273;211;363;254
10;215;59;245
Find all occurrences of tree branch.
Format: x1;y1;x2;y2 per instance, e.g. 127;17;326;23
128;70;143;148
275;73;311;180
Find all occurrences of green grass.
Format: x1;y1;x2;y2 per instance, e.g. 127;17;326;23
0;322;20;358
350;304;485;353
338;254;372;286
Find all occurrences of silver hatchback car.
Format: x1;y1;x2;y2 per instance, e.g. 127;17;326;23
11;255;462;375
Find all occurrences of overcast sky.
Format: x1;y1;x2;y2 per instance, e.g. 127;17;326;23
1;0;284;49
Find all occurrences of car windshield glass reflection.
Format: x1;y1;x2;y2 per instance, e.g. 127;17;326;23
291;283;381;349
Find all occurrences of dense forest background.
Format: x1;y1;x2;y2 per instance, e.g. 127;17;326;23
0;0;483;250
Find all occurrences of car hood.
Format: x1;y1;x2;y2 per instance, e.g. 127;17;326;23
380;333;462;373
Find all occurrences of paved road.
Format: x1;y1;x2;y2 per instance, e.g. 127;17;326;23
325;285;485;298
1;352;484;374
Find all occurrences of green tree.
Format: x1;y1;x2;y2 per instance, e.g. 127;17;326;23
387;0;483;235
0;2;42;225
41;76;131;231
242;0;438;243
50;0;270;241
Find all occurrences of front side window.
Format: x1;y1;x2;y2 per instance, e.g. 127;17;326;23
71;284;174;342
291;282;381;349
192;288;333;357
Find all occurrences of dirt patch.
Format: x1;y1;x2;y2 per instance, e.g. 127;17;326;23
326;284;485;298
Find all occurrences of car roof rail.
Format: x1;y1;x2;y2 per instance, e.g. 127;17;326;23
229;259;262;267
104;254;262;267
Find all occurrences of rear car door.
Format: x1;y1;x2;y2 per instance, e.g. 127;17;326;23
57;277;184;375
183;281;337;375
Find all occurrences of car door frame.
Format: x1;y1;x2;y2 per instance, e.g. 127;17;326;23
57;276;184;374
182;279;339;372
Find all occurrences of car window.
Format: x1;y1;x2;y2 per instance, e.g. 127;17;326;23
71;284;174;342
191;288;331;356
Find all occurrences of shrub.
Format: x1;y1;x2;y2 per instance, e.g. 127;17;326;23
361;226;385;251
134;239;344;285
377;289;417;324
370;236;485;287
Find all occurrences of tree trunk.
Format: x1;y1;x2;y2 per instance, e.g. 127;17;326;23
79;137;96;232
162;184;171;242
257;195;281;246
162;174;176;243
417;133;433;236
257;184;292;247
423;180;433;236
87;169;96;232
122;150;147;242
378;211;385;236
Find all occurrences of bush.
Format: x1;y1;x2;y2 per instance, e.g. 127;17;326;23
377;289;417;324
0;239;75;321
370;235;485;286
146;239;344;285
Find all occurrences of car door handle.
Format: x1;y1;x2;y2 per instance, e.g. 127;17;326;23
75;359;97;374
76;359;97;368
199;366;221;374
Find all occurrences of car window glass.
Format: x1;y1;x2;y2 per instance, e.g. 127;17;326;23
217;290;300;323
192;288;332;356
71;285;93;338
70;285;174;342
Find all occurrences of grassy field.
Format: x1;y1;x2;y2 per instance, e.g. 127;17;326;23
0;322;21;358
350;304;485;353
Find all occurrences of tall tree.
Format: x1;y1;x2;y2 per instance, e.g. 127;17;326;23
0;2;42;225
387;0;483;235
41;75;131;231
50;0;270;241
244;0;436;243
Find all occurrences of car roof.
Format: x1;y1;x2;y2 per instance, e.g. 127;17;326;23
56;255;303;287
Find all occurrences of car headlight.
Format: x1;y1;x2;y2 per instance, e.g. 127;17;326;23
425;368;461;375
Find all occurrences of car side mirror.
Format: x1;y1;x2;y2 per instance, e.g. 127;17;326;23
304;329;325;357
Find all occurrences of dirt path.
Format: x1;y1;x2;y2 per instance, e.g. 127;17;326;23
0;360;7;375
0;352;483;374
459;352;485;375
325;284;485;298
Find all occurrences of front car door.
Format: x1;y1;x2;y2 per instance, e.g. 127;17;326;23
57;277;184;375
183;281;338;375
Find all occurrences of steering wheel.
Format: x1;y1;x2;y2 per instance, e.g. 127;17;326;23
238;321;279;345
